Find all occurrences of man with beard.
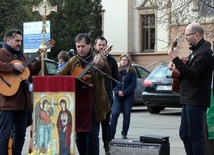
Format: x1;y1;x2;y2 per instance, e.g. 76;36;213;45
0;29;41;155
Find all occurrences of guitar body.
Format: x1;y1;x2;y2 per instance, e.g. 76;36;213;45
8;136;12;155
171;68;180;95
28;125;33;153
171;58;188;95
72;67;92;83
0;60;30;96
0;39;55;96
72;67;83;77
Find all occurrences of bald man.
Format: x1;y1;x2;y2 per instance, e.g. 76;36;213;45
168;22;213;155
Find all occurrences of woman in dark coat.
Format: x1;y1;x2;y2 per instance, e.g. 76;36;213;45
111;54;137;139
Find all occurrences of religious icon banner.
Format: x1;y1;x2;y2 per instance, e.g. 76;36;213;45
32;76;75;155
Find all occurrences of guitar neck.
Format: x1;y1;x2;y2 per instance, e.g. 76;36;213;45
22;51;40;68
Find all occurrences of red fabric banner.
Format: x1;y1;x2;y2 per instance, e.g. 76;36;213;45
33;76;75;92
33;76;93;132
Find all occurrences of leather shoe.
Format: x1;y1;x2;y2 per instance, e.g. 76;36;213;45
121;134;127;139
105;149;110;155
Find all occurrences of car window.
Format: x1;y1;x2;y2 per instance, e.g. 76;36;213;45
149;65;171;78
136;66;150;79
45;61;58;75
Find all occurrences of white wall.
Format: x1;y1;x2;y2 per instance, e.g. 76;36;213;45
102;0;129;52
102;0;170;53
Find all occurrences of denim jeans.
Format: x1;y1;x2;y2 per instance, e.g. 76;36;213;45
0;110;28;155
111;94;134;137
179;105;206;155
76;112;100;155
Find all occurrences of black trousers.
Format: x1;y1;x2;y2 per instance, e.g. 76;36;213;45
101;111;111;150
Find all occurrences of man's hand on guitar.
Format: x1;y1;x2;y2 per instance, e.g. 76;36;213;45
13;63;25;72
168;62;175;71
168;48;178;59
94;54;104;68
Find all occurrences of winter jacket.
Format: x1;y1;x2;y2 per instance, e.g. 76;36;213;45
113;70;137;97
0;48;41;110
173;39;213;107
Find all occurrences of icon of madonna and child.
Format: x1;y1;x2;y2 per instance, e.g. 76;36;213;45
32;92;75;155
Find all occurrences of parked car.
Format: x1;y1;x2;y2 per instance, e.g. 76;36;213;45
142;63;181;114
42;58;58;75
132;64;150;106
30;58;58;88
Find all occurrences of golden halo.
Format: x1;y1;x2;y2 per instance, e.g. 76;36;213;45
39;96;51;109
57;96;70;110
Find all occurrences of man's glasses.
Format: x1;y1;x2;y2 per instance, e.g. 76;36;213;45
185;32;196;36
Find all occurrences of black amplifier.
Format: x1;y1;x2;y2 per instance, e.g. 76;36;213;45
109;135;170;155
140;134;170;155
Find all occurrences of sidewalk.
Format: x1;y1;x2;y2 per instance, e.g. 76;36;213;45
22;107;185;155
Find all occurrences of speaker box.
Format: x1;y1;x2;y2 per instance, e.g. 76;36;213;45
140;134;170;155
109;135;170;155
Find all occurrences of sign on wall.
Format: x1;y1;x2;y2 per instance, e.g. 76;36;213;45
23;21;51;53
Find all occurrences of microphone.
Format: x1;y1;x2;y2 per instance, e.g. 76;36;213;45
67;49;75;57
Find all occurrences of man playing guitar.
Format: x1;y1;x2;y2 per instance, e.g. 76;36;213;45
168;22;213;155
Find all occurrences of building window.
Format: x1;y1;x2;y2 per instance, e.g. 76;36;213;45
141;14;155;53
199;0;214;16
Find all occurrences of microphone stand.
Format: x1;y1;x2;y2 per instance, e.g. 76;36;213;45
73;52;120;84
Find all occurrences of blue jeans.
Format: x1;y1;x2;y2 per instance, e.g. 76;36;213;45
76;111;100;155
179;105;206;155
0;110;28;155
111;94;134;137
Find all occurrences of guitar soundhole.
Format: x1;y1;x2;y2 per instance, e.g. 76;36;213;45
13;70;21;76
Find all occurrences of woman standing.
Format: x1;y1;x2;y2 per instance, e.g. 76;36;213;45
111;54;137;139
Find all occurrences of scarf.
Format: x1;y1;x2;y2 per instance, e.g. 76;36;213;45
78;48;94;68
3;43;23;60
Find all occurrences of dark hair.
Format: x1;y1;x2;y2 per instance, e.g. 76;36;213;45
74;33;91;45
4;29;22;41
60;99;67;108
58;51;70;62
94;36;108;45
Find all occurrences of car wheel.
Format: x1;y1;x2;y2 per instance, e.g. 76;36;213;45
147;105;162;114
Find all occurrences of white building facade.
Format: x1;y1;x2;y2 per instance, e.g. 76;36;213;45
101;0;214;68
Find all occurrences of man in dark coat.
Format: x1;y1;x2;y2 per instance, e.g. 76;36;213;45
94;36;118;155
168;22;213;155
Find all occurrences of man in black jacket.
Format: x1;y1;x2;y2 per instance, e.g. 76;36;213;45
168;22;213;155
94;36;118;155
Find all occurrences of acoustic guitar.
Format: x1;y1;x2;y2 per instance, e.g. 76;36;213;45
171;38;188;94
0;39;55;96
171;37;180;95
